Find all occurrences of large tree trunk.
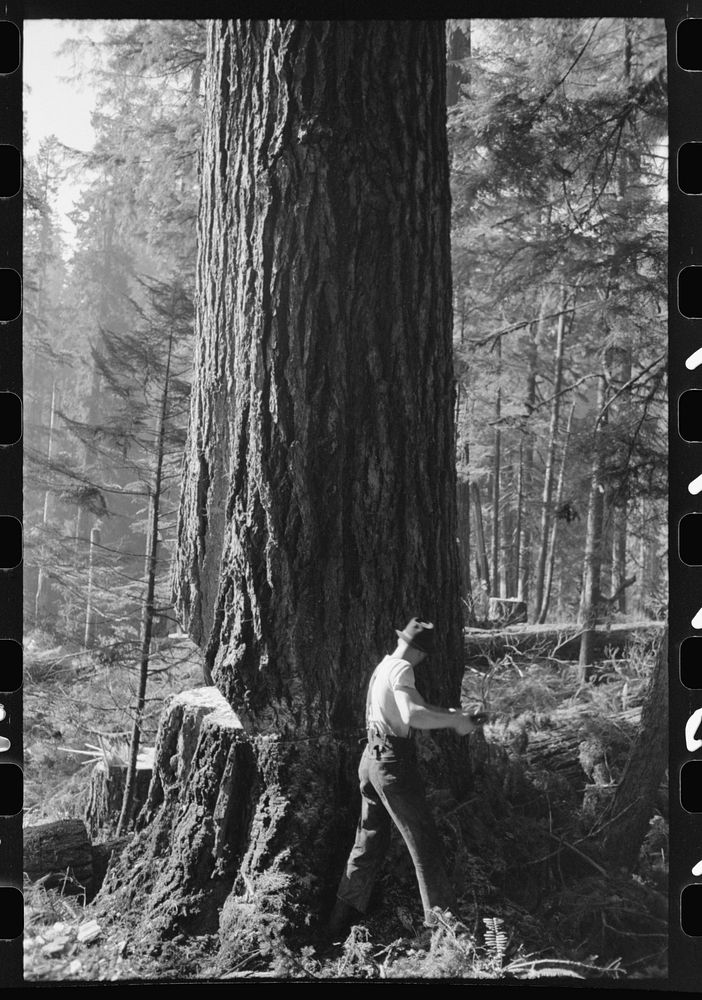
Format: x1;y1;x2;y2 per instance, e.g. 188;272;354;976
154;19;468;949
176;20;462;730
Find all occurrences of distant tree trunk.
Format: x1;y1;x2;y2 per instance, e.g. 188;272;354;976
538;401;575;623
74;199;116;567
117;326;174;835
518;293;546;607
448;21;472;611
491;339;502;597
578;373;608;678
600;485;613;595
471;482;491;595
34;380;58;626
446;20;471;106
611;505;628;614
501;469;516;597
607;21;634;620
456;440;472;608
533;294;567;619
635;501;647;616
514;442;523;595
601;628;668;871
637;498;661;616
83;525;101;650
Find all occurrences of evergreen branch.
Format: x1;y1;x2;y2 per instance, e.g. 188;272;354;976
465;298;601;348
595;352;666;429
536;18;603;110
528;373;601;416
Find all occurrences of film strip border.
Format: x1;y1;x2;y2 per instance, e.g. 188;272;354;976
0;2;22;988
671;7;702;984
0;0;695;991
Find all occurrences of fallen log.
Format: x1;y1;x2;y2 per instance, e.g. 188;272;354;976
23;819;129;902
464;620;663;663
488;707;641;796
24;819;93;896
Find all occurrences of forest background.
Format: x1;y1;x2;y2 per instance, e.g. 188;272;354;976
22;18;668;982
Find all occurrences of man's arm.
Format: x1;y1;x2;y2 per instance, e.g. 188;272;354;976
394;686;478;735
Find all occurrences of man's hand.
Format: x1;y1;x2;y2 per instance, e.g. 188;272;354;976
452;710;489;735
453;712;478;736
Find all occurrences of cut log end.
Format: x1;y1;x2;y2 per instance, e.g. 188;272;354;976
23;819;127;902
85;759;153;841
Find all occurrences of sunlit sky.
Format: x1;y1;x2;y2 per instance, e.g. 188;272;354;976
24;20;102;246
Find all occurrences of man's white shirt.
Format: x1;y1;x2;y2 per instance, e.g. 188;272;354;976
366;655;416;738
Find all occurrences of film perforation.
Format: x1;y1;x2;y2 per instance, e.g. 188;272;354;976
673;9;702;954
0;3;21;978
5;0;702;989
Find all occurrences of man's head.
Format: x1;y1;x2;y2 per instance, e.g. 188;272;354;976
394;618;435;664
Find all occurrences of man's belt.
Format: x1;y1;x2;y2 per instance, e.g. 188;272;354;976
367;724;412;741
366;726;416;759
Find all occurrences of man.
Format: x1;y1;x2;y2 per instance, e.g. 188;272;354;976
328;617;484;940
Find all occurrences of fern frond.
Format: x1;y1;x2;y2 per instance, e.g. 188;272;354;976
483;916;507;967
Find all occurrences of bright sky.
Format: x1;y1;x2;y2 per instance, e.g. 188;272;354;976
24;20;103;247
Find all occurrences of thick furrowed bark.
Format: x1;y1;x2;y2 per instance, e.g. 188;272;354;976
175;21;462;735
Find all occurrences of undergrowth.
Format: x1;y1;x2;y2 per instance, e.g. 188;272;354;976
23;628;203;826
23;628;668;982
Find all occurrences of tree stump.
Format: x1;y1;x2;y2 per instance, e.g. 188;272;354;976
94;687;478;959
91;836;130;890
96;688;355;946
84;753;153;840
24;819;95;898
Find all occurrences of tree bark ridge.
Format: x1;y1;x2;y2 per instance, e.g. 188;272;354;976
175;21;462;735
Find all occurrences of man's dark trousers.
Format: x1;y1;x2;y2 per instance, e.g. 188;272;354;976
336;730;456;925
